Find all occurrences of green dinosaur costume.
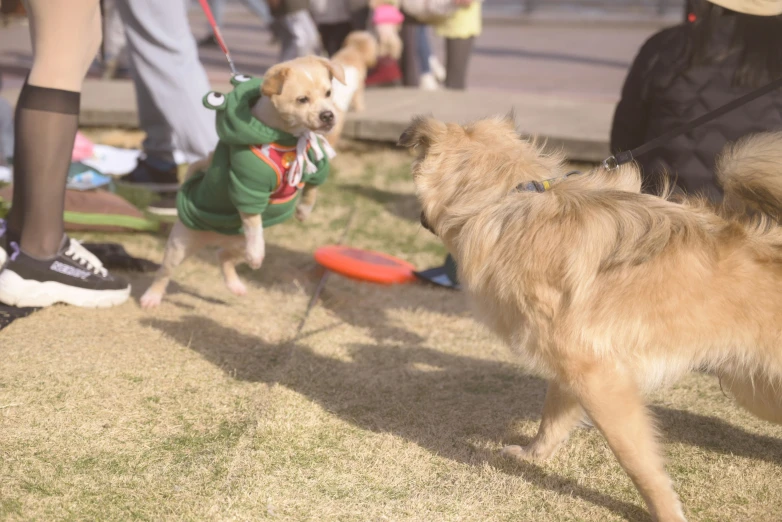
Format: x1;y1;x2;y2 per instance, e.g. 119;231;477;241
177;74;331;235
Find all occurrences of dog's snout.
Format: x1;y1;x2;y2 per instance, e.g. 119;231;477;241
319;111;334;124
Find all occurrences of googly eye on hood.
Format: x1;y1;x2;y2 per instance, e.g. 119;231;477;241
230;74;253;86
203;91;228;111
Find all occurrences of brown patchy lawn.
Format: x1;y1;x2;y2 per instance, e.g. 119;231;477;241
1;137;781;521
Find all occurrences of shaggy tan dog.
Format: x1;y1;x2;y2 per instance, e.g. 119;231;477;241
399;114;782;522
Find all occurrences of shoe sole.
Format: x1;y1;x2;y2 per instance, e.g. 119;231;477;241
0;269;131;308
115;180;180;193
146;207;178;218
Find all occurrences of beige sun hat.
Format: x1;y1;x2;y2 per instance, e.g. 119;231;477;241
707;0;782;15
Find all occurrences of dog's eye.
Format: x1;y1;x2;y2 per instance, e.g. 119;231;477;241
326;89;332;97
297;96;310;104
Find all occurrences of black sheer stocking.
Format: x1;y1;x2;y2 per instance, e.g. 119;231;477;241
7;82;79;258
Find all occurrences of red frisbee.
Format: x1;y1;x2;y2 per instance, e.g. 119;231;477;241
314;245;417;285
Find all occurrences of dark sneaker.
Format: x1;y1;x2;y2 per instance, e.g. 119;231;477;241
413;254;461;290
146;197;178;218
116;157;179;192
0;236;131;308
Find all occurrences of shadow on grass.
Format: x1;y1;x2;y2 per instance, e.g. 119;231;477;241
127;273;229;307
231;243;462;344
141;313;779;520
142;314;650;519
127;239;459;344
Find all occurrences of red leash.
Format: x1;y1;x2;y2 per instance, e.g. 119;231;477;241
197;0;238;76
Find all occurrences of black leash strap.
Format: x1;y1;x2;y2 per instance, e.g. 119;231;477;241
603;75;782;170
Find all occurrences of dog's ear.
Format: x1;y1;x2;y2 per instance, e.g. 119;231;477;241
262;65;290;97
397;116;445;150
505;108;517;126
317;57;346;86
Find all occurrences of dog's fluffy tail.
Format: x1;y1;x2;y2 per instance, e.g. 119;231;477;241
717;132;782;220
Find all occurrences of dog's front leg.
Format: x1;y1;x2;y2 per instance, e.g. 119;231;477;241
240;212;265;269
296;185;318;222
503;380;585;461
350;85;366;113
569;362;687;522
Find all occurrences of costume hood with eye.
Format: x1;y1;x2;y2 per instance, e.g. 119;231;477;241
177;74;334;235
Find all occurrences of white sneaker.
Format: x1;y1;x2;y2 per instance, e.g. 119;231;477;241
429;56;446;83
419;73;440;91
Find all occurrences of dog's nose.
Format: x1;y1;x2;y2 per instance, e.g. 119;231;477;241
319;111;334;124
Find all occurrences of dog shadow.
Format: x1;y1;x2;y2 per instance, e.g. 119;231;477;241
127;273;229;307
141;314;782;520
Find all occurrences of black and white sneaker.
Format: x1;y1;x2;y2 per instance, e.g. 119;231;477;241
0;236;131;308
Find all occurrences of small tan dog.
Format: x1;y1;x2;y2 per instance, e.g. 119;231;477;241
399;114;782;522
326;31;378;147
140;56;344;308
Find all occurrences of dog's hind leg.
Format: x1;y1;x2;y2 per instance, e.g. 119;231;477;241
503;380;585;461
140;220;205;309
719;371;782;424
569;362;687;522
217;244;247;297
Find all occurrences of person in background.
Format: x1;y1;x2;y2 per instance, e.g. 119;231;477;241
416;25;445;90
364;1;403;87
611;0;782;202
435;0;480;89
401;0;480;90
311;0;354;56
311;0;371;57
99;0;130;80
115;0;218;194
268;0;321;61
0;0;131;307
198;0;272;48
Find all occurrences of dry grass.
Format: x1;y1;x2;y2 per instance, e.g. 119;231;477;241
1;139;781;522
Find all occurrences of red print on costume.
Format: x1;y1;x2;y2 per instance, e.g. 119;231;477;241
250;143;307;204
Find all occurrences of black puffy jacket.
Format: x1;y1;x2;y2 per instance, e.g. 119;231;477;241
610;19;782;202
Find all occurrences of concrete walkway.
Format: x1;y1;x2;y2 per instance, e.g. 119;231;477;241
1;81;614;161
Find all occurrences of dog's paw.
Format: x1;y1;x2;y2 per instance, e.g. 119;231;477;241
245;239;265;269
501;444;553;462
245;251;264;270
296;203;314;222
140;290;163;309
226;278;247;296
